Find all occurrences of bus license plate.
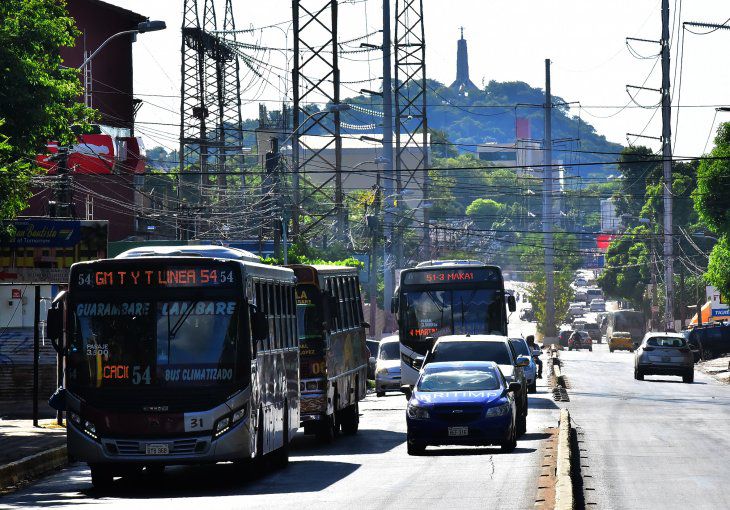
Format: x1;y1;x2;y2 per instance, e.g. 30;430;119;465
448;426;468;437
145;444;169;455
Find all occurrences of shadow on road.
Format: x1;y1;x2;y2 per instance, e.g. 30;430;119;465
291;428;406;456
423;446;536;456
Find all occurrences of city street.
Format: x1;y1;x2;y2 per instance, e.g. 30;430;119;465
562;342;730;510
0;385;559;509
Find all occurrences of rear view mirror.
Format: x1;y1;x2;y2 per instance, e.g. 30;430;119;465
515;355;530;368
508;382;522;393
46;307;63;344
507;295;517;312
391;295;399;314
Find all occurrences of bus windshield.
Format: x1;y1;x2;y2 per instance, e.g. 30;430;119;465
402;288;504;349
296;285;323;341
69;299;243;389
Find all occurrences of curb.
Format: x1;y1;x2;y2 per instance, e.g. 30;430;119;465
0;446;67;491
555;408;574;510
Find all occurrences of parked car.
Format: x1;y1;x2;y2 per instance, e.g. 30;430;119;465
422;335;530;436
568;330;592;351
375;335;402;396
366;339;380;380
509;338;537;393
634;333;694;383
404;361;520;455
609;331;634;352
685;324;730;361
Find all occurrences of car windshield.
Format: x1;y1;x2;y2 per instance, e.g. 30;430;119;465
418;369;500;392
431;341;512;365
509;339;530;356
647;337;686;348
379;342;400;360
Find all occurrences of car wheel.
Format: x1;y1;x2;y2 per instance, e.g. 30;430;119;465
634;368;644;381
339;402;359;435
609;347;614;353
316;412;336;443
90;464;114;490
500;420;517;453
589;346;593;352
407;438;426;456
568;346;573;351
517;412;527;437
528;381;537;393
376;391;385;397
683;371;694;384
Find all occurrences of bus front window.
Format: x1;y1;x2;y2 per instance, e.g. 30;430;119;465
69;300;242;389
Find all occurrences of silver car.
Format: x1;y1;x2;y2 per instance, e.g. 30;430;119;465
375;335;402;396
634;332;694;383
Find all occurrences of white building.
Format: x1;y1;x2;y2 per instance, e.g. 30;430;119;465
600;198;621;232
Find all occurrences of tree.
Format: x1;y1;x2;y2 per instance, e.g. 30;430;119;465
527;270;574;335
599;225;650;306
612;146;660;219
0;0;92;221
465;198;504;230
693;122;730;297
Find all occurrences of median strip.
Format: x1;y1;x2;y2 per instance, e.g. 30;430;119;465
0;446;67;493
555;409;574;510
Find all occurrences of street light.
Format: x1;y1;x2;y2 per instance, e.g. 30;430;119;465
693;231;719;242
77;20;167;71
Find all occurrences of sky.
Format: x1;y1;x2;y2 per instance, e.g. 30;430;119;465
105;0;730;159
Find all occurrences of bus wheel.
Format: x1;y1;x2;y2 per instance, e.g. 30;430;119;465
316;413;336;443
340;402;359;435
90;464;114;490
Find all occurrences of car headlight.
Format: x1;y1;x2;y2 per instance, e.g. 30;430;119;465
406;403;430;420
486;403;511;417
376;367;389;376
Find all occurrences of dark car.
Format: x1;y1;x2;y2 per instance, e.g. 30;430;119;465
559;329;572;348
568;331;592;351
404;361;520;455
685;324;730;361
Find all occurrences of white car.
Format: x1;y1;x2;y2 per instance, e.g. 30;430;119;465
375;335;402;396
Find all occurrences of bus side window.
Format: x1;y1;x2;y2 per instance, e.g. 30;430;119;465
288;285;295;348
350;277;361;325
353;276;364;323
268;282;277;350
328;278;338;332
344;277;354;330
253;280;264;354
338;277;348;330
276;283;284;349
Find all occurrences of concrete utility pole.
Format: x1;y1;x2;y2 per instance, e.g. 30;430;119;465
382;0;395;314
542;58;557;343
661;0;675;331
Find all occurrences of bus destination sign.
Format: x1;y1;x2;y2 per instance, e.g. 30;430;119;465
402;267;500;285
74;266;237;289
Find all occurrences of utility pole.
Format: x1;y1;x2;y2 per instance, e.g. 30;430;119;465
543;58;556;343
369;176;381;337
265;137;282;259
382;0;395;314
661;0;675;331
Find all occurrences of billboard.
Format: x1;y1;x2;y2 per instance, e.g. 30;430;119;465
0;218;108;284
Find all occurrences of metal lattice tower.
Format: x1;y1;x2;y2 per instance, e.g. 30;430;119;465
179;0;241;222
292;0;343;240
394;0;430;261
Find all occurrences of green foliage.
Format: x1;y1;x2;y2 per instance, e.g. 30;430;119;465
261;241;364;269
612;146;660;219
705;236;730;300
599;225;650;305
0;0;94;220
526;270;574;335
465;198;504;229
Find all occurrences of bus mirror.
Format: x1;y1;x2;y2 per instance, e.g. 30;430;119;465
391;295;399;314
47;307;64;354
507;295;517;312
251;308;268;342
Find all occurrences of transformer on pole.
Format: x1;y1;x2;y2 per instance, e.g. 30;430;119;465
394;0;430;263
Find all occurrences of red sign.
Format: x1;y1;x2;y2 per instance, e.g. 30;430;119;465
596;234;614;250
11;289;21;299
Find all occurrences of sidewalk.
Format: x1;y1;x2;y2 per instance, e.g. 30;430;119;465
696;355;730;384
0;419;67;492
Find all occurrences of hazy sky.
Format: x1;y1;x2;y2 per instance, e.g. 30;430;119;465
105;0;730;158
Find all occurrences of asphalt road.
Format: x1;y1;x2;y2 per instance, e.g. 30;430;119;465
1;378;558;509
562;342;730;510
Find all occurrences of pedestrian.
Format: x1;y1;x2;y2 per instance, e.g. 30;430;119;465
526;335;542;378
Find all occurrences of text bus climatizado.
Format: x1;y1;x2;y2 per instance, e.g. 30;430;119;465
392;260;516;386
46;246;299;488
289;264;368;442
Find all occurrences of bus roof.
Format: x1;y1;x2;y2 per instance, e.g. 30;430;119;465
116;245;261;263
415;260;484;268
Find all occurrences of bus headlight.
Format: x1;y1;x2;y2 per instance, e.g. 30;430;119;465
232;407;247;423
214;417;231;437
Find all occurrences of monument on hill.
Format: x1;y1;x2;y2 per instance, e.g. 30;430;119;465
450;27;478;94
